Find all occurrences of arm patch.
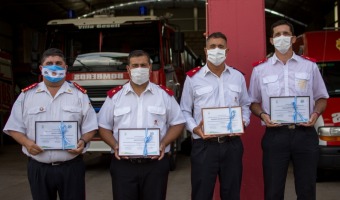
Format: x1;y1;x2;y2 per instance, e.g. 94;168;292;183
72;82;87;94
252;58;268;67
301;55;317;62
107;86;123;98
159;85;174;96
186;66;202;77
21;83;38;93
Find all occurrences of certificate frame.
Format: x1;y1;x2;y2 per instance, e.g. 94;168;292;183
35;121;78;150
270;96;310;124
118;128;160;157
202;106;244;136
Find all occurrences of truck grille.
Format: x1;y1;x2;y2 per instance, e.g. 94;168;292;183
82;85;118;112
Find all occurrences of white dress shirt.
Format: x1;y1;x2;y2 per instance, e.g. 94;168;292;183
3;81;98;163
180;64;251;139
248;53;329;122
97;82;186;153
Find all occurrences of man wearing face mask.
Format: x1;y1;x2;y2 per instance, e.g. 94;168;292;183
3;48;98;200
248;20;328;200
180;32;251;200
97;50;185;200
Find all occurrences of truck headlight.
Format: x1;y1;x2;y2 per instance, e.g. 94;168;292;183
318;127;340;141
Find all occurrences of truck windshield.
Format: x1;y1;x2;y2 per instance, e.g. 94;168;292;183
46;21;161;68
69;52;129;72
319;61;340;97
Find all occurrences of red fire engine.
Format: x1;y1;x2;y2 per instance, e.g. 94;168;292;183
293;30;340;177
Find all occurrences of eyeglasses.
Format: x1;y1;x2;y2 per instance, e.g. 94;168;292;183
129;63;149;68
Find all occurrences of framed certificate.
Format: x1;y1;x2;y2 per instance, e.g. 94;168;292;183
118;128;160;157
270;96;310;124
35;121;78;150
202;107;244;135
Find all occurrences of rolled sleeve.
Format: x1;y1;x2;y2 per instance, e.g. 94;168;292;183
180;77;198;133
3;93;26;135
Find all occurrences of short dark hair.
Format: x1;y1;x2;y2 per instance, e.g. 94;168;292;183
270;20;295;36
127;50;151;65
206;32;227;43
40;48;66;64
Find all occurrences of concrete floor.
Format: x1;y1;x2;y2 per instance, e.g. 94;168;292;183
1;144;339;200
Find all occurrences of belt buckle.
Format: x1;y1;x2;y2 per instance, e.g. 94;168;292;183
288;124;295;129
129;158;143;164
217;136;226;143
51;162;62;166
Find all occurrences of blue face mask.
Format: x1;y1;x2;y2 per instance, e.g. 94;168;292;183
42;65;66;83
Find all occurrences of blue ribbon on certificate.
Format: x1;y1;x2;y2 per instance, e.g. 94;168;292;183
292;96;307;123
227;108;236;133
143;128;153;156
60;121;71;150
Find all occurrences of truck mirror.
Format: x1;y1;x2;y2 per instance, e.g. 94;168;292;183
171;32;184;52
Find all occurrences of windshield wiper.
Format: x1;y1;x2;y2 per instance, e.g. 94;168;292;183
75;59;92;72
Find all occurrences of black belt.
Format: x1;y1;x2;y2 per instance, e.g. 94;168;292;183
277;124;305;130
205;136;240;143
28;155;83;166
282;124;296;129
124;153;168;164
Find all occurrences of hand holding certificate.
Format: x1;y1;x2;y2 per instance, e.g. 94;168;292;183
35;121;78;150
118;128;160;157
270;96;310;124
202;107;244;136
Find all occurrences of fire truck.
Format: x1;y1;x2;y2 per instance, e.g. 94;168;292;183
293;30;340;178
45;15;200;169
0;51;15;146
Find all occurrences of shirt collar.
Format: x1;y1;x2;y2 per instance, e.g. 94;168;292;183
125;81;154;95
203;64;230;76
36;81;72;94
271;52;298;65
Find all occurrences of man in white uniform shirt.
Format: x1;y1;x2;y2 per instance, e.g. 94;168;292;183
248;20;329;200
3;48;98;200
180;32;251;200
97;50;185;200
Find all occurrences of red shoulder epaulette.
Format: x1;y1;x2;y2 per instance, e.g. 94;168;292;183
252;58;268;67
107;86;123;98
21;83;38;93
159;85;174;96
73;82;87;94
301;55;317;62
186;66;202;77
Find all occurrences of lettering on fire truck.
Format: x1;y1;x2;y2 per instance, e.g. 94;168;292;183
73;73;124;80
78;24;120;29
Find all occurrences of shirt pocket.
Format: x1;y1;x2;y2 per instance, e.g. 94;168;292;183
114;106;131;128
263;75;280;96
195;86;213;96
27;107;47;128
147;106;166;128
227;84;241;104
295;72;310;93
194;86;213;105
62;106;82;121
27;106;47;115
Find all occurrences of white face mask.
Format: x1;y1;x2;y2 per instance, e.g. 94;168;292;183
207;48;226;66
130;67;150;85
273;35;292;54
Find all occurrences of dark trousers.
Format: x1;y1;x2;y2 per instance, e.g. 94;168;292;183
191;137;243;200
262;126;319;200
27;156;85;200
110;155;170;200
